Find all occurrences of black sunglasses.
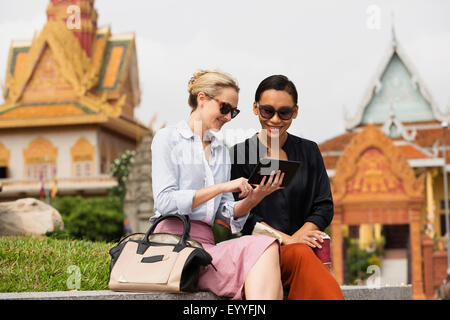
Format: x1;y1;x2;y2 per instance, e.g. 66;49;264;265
257;103;297;120
207;95;240;119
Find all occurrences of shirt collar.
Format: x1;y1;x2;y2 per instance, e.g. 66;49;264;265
176;120;222;149
176;121;194;139
204;129;221;149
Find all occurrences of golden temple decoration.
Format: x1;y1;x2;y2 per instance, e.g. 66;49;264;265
71;137;95;161
332;125;425;202
71;137;95;177
23;137;58;165
1;20;125;119
116;38;136;93
351;149;400;193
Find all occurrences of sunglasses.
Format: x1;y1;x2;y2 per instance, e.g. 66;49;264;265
257;103;297;120
207;95;240;119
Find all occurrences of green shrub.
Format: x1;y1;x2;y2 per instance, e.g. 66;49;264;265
52;196;84;219
49;196;124;243
345;236;384;285
66;197;123;242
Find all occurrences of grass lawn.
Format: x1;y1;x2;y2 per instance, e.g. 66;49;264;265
0;236;114;292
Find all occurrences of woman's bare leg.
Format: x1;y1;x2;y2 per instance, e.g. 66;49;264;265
244;242;283;300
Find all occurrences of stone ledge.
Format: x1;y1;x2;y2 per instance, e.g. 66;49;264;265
0;285;412;300
0;290;220;300
340;285;412;300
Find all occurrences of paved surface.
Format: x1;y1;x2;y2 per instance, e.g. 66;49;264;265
0;290;222;300
340;285;412;300
0;285;412;300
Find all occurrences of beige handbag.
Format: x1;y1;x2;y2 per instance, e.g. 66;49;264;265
108;214;214;293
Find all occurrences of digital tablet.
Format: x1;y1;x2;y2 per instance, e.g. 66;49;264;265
247;158;301;188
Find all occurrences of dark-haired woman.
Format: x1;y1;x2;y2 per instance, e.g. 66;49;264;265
231;75;344;300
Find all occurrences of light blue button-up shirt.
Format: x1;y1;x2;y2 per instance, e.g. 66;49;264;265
150;120;249;233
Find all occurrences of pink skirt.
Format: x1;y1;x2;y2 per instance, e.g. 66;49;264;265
154;218;277;300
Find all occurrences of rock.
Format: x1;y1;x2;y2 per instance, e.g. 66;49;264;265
0;198;64;236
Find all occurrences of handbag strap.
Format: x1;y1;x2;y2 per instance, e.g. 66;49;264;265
144;214;191;252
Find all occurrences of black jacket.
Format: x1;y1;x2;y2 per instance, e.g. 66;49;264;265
230;133;334;235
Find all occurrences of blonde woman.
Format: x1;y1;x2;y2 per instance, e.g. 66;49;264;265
150;70;284;300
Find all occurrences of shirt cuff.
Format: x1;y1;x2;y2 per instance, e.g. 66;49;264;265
174;189;196;215
219;201;249;234
231;213;250;234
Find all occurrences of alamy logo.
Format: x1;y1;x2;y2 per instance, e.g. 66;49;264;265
366;265;381;289
366;5;381;30
66;5;81;30
66;265;81;290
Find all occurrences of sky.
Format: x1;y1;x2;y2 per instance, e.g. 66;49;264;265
0;0;449;146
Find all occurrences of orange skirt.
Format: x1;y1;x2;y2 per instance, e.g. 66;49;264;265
281;243;344;300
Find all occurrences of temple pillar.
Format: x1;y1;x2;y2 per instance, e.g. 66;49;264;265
410;208;426;299
359;224;373;249
374;223;382;240
422;235;435;299
331;209;344;284
425;169;436;238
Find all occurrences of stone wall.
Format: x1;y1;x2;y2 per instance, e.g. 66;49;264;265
123;131;155;233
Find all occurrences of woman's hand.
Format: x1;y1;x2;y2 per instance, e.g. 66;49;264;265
247;170;285;203
231;171;284;217
221;177;253;198
293;230;328;249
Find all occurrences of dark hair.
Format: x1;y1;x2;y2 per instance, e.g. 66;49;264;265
254;75;298;105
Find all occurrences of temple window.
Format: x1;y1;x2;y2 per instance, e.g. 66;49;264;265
23;137;57;180
71;138;95;178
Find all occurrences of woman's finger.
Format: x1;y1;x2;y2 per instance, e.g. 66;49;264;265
238;183;250;198
279;172;285;185
271;170;280;186
243;182;253;197
311;231;325;242
301;238;316;248
307;236;322;248
265;171;275;187
259;175;267;187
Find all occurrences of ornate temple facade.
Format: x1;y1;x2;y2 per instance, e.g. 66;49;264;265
319;32;449;299
0;0;149;201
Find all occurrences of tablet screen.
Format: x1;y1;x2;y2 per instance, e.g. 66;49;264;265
247;158;301;188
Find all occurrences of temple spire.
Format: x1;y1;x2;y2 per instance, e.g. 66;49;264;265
46;0;98;57
391;11;397;48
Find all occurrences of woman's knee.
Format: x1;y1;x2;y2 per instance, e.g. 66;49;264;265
257;241;281;266
266;241;280;257
284;243;315;259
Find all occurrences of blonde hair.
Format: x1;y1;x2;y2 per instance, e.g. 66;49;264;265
187;69;240;110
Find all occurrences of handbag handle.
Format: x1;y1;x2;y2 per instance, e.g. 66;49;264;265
144;214;191;250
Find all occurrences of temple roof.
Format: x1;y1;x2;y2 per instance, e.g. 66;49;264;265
0;1;146;139
322;31;449;176
344;32;450;130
